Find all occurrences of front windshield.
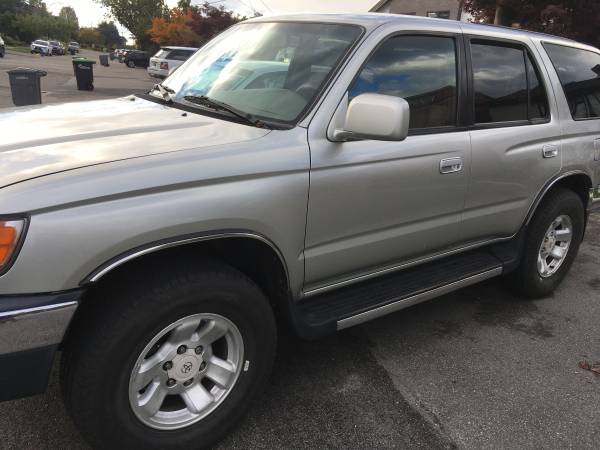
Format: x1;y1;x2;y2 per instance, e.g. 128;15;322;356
162;21;362;125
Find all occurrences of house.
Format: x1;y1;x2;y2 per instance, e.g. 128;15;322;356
370;0;465;21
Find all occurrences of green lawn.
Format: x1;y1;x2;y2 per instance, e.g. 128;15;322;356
7;46;31;54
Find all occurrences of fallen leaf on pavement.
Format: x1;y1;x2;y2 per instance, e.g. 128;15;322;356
578;360;600;375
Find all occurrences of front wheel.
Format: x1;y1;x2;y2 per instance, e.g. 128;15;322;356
507;188;584;298
61;261;277;449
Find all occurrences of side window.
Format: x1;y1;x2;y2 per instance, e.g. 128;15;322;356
471;41;549;124
349;35;457;130
544;43;600;120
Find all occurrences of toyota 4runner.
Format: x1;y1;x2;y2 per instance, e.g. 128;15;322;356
1;13;599;449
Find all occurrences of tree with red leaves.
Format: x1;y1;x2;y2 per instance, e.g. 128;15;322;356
464;0;600;46
149;2;245;48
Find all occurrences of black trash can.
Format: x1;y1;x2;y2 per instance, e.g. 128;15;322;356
72;59;96;91
99;54;109;67
7;67;47;106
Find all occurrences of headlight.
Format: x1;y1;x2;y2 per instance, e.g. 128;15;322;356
0;219;26;273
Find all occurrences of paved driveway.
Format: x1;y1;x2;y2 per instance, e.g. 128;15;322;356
0;48;154;109
1;214;598;449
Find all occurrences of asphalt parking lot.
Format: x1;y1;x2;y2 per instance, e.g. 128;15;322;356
0;48;154;109
0;49;598;449
0;214;598;449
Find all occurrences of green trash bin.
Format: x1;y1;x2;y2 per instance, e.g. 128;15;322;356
72;58;96;91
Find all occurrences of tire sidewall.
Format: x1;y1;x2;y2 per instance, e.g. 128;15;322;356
77;272;275;449
520;190;584;296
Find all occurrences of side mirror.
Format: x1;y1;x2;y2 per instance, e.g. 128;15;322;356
329;93;410;142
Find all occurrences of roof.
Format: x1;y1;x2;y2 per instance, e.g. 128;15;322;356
246;12;596;51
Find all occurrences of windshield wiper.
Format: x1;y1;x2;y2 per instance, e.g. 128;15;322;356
183;95;269;129
150;83;174;103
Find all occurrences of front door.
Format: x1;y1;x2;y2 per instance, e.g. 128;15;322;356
304;32;471;292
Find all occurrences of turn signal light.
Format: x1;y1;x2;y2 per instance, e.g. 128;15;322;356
0;220;25;269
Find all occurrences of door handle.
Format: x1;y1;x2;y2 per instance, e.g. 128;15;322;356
594;139;600;161
543;144;559;159
439;157;463;174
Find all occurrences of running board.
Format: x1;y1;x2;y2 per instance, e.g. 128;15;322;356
337;267;501;329
294;250;504;337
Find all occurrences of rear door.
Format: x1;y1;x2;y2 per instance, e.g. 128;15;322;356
459;36;562;243
305;27;471;292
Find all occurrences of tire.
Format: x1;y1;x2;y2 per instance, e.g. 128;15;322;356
507;188;584;298
61;260;276;449
127;60;136;68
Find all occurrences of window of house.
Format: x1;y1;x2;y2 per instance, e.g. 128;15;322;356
471;41;549;124
427;11;450;19
349;35;457;130
544;43;600;120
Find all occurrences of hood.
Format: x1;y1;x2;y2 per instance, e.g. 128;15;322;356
0;96;270;189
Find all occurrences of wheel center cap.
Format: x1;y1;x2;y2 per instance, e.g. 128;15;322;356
170;354;201;382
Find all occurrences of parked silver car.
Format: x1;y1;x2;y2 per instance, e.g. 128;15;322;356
30;39;51;55
1;13;599;449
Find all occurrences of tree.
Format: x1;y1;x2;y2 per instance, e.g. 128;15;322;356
95;0;166;49
97;20;125;48
59;6;78;29
464;0;600;46
149;8;199;46
78;26;102;47
149;3;244;47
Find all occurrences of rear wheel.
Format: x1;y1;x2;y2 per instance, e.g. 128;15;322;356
61;261;276;449
508;188;584;298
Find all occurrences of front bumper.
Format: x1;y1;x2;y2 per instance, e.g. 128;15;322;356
0;290;82;401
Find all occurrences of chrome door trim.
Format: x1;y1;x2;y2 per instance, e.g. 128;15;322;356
83;231;289;285
337;267;502;330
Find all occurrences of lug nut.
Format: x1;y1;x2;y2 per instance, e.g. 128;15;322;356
177;345;187;354
166;378;176;387
194;346;203;355
162;361;173;371
199;362;207;371
183;378;194;387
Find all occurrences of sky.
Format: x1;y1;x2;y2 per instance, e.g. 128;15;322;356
47;0;377;38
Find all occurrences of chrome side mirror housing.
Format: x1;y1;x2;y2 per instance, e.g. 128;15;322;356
328;93;410;142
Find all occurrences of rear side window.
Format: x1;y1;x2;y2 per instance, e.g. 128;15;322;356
349;35;457;130
168;50;195;61
471;41;549;124
544;43;600;120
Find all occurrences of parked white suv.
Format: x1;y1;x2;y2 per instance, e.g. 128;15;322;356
30;39;51;55
148;46;198;78
0;35;5;58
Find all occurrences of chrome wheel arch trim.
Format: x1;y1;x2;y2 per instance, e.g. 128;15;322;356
81;230;290;287
525;170;593;225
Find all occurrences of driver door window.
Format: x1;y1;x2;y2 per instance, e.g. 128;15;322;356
349;35;458;130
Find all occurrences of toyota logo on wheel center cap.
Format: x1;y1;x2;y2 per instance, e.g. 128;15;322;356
170;355;201;382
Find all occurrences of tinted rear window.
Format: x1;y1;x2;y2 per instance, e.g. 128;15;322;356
471;41;549;124
544;43;600;120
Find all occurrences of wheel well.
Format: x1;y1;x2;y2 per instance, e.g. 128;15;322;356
83;236;291;320
551;173;591;208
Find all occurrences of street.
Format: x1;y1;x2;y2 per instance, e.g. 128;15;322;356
0;214;598;449
0;48;154;109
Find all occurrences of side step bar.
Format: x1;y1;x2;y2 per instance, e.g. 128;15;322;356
337;267;501;329
294;250;505;338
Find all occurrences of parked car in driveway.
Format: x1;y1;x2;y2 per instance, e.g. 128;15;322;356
30;39;51;55
148;46;198;78
68;41;80;54
1;13;599;450
0;35;5;58
49;40;65;55
123;49;150;68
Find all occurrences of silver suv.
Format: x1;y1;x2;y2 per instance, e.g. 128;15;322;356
1;13;599;449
